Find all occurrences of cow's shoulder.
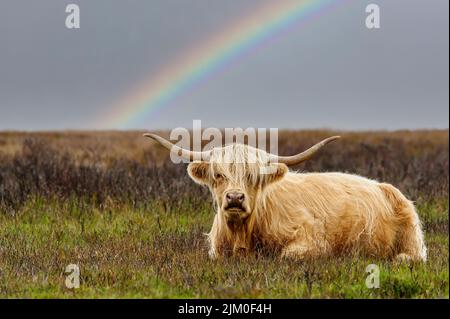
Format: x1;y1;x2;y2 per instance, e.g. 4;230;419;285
280;172;381;195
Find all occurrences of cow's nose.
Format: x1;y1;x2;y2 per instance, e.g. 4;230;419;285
226;192;245;205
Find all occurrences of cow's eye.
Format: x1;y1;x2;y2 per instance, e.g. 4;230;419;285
214;173;225;181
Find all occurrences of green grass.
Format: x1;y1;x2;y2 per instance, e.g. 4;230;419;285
0;197;448;298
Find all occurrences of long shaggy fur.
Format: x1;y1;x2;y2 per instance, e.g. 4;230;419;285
189;144;427;262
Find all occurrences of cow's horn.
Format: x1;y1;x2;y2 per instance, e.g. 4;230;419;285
270;136;340;166
143;133;211;161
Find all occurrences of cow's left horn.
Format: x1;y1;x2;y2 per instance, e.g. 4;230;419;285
271;136;340;166
143;133;211;161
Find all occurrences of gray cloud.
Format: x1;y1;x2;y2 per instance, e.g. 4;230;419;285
0;0;448;130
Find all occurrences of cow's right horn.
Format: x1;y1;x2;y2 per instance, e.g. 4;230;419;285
270;136;340;166
143;133;211;161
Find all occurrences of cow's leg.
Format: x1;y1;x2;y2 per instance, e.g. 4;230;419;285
208;242;218;259
379;183;427;262
394;205;427;263
281;240;315;259
207;215;223;259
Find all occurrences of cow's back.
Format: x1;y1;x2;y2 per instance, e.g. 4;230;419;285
262;172;402;256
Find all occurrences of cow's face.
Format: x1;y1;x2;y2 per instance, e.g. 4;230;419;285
143;133;339;225
187;145;288;226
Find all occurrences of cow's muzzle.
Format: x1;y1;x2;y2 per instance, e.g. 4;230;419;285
224;191;245;212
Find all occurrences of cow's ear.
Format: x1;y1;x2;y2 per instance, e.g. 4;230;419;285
262;163;288;185
188;162;210;185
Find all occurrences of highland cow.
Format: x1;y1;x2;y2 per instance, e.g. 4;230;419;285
144;133;427;262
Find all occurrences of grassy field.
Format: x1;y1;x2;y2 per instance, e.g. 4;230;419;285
0;130;448;298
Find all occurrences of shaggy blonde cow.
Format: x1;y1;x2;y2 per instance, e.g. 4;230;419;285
144;133;427;262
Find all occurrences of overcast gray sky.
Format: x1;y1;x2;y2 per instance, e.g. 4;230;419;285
0;0;448;131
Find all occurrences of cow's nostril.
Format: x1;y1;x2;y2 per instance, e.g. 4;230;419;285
226;192;245;204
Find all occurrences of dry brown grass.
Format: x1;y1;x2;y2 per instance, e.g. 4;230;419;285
0;130;447;211
0;130;448;298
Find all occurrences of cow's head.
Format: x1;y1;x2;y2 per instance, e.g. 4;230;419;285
186;144;291;230
143;133;339;230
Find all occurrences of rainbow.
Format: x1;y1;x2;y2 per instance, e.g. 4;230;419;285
101;0;340;129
